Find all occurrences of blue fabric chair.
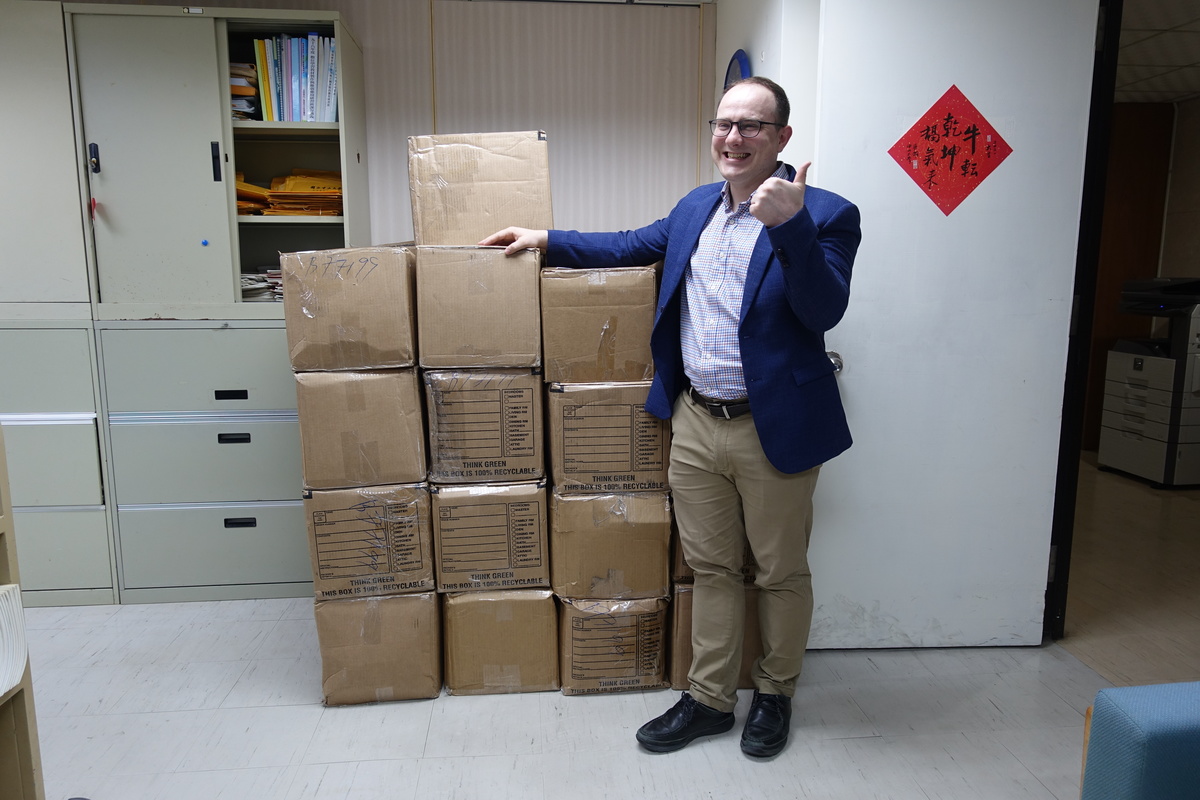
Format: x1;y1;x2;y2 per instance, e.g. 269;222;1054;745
1081;681;1200;799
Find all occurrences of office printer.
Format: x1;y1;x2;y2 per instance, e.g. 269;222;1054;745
1097;278;1200;486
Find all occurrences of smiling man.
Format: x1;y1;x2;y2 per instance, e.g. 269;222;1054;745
481;76;862;758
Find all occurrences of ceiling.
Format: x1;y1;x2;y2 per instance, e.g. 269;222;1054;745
1116;0;1200;102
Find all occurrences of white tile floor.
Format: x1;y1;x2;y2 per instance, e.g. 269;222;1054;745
24;596;1110;800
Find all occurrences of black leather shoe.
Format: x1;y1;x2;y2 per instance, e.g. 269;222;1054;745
636;692;735;753
740;690;792;757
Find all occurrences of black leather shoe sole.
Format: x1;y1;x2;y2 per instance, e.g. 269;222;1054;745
636;712;735;753
740;732;788;758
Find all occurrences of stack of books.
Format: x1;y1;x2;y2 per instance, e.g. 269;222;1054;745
250;33;338;122
230;62;259;120
235;173;270;215
235;170;341;217
264;169;343;216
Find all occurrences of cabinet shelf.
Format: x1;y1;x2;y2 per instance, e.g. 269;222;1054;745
232;121;340;141
238;216;345;225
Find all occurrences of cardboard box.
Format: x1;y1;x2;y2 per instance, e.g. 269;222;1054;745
559;597;669;695
550;489;671;599
408;130;553;246
540;267;655;383
443;589;559;695
424;369;544;484
416;247;542;369
280;246;416;371
668;583;762;691
431;481;549;592
304;484;434;600
295;369;426;489
670;526;757;584
546;382;669;492
313;593;442;705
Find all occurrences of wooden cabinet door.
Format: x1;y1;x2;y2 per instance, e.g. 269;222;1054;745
73;13;235;305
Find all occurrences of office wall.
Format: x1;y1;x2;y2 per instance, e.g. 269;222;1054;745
430;0;701;234
1161;96;1200;278
721;0;1097;646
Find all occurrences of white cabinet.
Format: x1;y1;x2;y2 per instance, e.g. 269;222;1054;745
65;4;371;319
0;4;367;604
0;325;114;606
0;0;90;309
99;324;311;602
71;12;235;306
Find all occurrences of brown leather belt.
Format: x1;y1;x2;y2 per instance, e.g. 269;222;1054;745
688;387;751;419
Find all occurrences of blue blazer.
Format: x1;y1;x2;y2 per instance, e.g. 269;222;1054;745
547;164;862;474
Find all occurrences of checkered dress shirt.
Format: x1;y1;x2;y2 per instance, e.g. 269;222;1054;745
680;163;788;401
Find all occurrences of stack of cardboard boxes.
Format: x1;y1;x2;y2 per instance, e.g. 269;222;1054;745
284;129;743;705
282;245;441;705
539;269;673;695
409;131;558;696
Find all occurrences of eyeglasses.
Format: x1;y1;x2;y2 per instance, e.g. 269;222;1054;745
709;118;784;138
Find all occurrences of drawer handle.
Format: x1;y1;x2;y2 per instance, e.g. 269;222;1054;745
224;517;257;528
217;433;251;444
214;389;249;401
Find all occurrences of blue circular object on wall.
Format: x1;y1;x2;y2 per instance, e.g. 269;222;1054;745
724;49;751;89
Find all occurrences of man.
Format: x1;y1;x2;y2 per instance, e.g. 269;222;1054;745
481;76;861;757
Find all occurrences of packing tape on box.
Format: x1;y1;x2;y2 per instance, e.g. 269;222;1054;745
0;583;28;695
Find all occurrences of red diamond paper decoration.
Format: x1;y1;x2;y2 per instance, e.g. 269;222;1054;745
888;85;1012;216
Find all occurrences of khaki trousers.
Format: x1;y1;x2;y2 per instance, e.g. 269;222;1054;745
669;391;820;713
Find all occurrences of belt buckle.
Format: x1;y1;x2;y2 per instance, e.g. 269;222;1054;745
718;403;732;420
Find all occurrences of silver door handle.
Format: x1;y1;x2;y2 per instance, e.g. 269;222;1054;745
828;351;843;373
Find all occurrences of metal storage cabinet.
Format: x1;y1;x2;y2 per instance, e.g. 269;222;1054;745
0;5;368;604
65;3;371;321
71;12;235;306
57;4;369;602
0;326;114;606
100;323;310;602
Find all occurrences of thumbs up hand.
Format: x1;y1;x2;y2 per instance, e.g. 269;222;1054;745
749;161;809;228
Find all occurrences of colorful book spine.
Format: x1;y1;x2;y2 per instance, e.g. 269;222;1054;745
325;39;338;123
307;32;319;122
290;37;301;122
254;39;273;121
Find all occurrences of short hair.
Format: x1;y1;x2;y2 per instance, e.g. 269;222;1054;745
723;76;790;127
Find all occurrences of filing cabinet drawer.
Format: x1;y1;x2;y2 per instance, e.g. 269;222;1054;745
11;508;111;590
1100;410;1170;443
1101;386;1173;422
101;327;295;412
1104;351;1176;392
109;416;301;504
117;502;309;588
0;420;103;506
0;328;96;412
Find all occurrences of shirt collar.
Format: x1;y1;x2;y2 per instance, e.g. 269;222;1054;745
720;162;790;212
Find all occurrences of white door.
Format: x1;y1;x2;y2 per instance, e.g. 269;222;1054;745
73;13;235;305
807;0;1098;647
